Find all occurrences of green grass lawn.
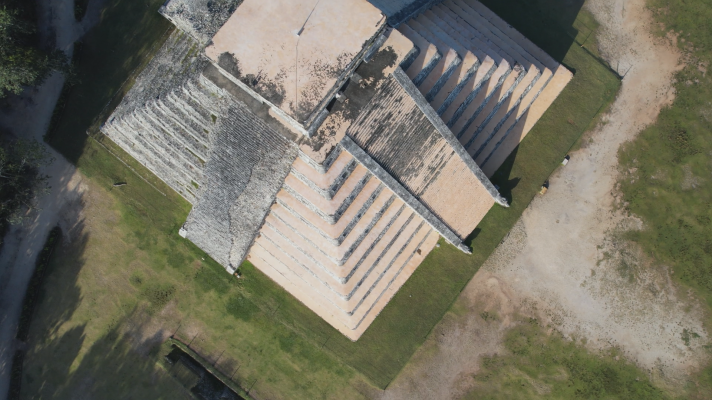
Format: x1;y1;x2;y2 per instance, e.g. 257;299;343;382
616;0;712;396
22;0;621;397
462;318;669;399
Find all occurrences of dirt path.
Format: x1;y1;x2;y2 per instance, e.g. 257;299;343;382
0;0;105;396
376;0;701;398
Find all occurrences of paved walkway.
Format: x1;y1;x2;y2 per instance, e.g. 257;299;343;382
0;0;105;396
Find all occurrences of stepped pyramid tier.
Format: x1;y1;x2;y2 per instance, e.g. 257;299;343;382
101;0;570;340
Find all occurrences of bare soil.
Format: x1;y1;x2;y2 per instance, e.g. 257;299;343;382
377;0;704;398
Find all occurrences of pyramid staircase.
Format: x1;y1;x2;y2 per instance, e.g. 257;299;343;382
102;32;216;203
398;0;572;176
247;145;440;340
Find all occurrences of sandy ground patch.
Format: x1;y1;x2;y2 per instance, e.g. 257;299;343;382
376;0;702;398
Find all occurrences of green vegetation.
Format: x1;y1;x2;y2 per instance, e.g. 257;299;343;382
0;1;67;97
74;0;90;22
9;227;62;400
462;318;668;399
20;0;630;398
15;226;62;341
619;0;712;307
0;138;52;244
616;0;712;396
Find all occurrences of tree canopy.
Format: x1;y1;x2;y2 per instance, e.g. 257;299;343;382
0;138;52;226
0;6;67;97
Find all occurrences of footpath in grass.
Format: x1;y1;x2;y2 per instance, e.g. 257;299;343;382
31;0;620;397
616;0;712;396
8;227;61;400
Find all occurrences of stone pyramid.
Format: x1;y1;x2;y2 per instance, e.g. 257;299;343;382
102;0;571;340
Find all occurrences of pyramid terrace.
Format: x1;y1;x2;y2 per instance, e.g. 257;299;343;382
102;0;572;340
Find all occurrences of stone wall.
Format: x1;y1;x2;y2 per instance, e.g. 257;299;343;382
159;0;243;44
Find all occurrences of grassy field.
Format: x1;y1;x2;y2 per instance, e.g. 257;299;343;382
461;317;669;399
463;318;670;400
20;0;624;398
615;0;712;396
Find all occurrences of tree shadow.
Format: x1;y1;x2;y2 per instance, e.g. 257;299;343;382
479;0;588;66
16;212;188;399
368;0;587;67
489;145;522;204
44;0;172;164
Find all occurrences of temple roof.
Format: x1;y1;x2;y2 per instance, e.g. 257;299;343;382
205;0;386;124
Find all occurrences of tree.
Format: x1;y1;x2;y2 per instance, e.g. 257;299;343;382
0;138;52;226
0;6;68;97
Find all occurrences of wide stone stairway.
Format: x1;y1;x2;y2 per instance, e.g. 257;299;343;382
398;0;571;176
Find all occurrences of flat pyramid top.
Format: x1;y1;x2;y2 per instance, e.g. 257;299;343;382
205;0;385;124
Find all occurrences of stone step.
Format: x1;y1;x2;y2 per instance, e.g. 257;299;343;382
431;4;519;131
471;66;554;163
139;106;209;170
263;213;339;275
256;223;345;292
149;99;211;161
275;175;383;241
162;91;212;144
282;166;372;225
420;8;502;116
439;1;515;65
250;206;423;310
427;6;507;66
121;113;204;183
247;241;358;330
463;66;542;156
397;25;443;86
404;19;462;97
180;81;217;119
437;1;544;149
105;122;199;202
445;0;545;73
166;86;213;128
441;60;507;126
270;189;404;267
413;12;481;105
443;0;555;138
337;209;421;299
262;190;396;273
290;152;359;200
433;60;494;116
479;65;573;176
348;220;432;323
418;10;484;62
348;229;439;338
452;64;521;143
109;32;202;122
461;0;559;70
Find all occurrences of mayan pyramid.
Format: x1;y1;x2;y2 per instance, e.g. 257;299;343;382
102;0;572;340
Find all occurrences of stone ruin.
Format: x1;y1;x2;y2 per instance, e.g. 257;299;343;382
102;0;572;340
